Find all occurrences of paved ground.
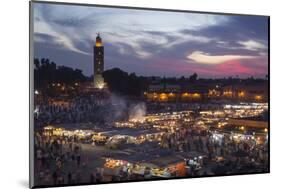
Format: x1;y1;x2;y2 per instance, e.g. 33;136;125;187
35;142;131;185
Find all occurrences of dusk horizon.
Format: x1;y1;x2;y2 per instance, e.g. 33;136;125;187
33;3;268;78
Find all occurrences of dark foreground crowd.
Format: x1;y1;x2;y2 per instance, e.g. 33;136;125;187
34;133;106;185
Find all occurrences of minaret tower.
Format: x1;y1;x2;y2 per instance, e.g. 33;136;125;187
93;33;105;89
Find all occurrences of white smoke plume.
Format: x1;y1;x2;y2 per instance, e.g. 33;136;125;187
129;103;146;123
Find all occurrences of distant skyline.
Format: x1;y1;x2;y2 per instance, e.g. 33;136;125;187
33;2;269;78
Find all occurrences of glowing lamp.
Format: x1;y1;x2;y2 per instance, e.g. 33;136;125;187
96;41;102;47
193;93;200;98
182;93;189;97
255;95;262;101
159;93;168;101
238;91;245;97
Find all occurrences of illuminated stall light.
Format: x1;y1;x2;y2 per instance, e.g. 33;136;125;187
192;93;201;98
44;125;55;130
238;91;245;98
153;93;158;99
208;89;220;97
182;92;189;97
159;93;168;101
255;95;263;101
223;90;233;97
168;92;176;98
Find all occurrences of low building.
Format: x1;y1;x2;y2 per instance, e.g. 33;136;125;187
144;84;204;102
222;84;268;102
143;80;268;103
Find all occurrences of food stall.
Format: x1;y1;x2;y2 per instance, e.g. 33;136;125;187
92;132;108;144
43;125;64;136
146;155;188;178
103;158;133;180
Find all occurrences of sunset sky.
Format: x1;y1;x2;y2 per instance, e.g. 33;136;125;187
33;2;269;78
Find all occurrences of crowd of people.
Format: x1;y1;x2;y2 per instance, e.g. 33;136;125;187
34;132;107;186
35;92;130;128
33;122;268;186
160;126;268;175
33;93;268;186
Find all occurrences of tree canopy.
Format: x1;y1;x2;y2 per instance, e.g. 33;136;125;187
34;58;88;89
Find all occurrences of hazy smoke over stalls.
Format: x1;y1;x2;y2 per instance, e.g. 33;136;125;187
129;103;146;122
94;94;146;123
